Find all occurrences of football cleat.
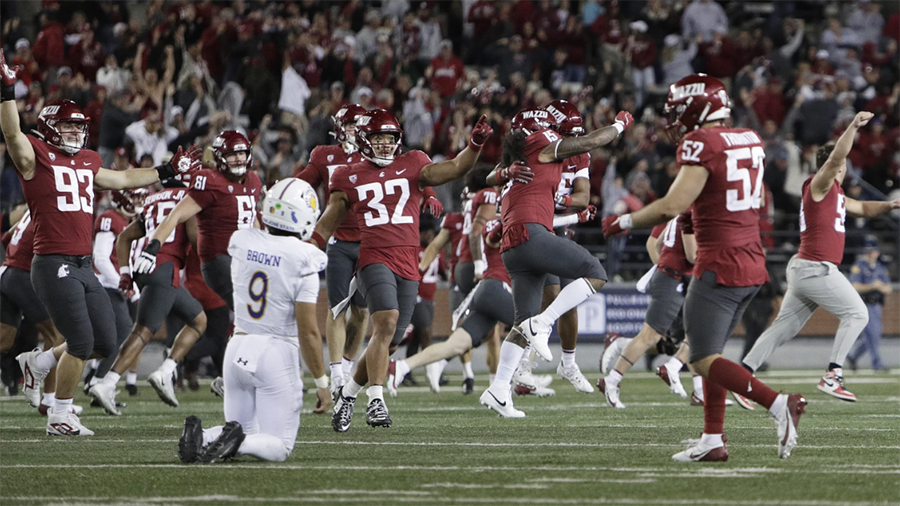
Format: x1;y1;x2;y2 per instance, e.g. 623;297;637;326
425;359;447;393
88;381;122;416
672;439;729;462
817;371;856;402
126;384;140;396
365;398;393;428
557;363;594;393
386;360;401;398
731;391;755;410
775;394;807;459
199;421;244;463
513;383;556;397
179;416;204;463
331;387;356;433
38;402;83;416
600;333;631;374
148;369;179;407
598;378;625;409
513;365;553;391
16;348;47;408
519;317;553;361
657;365;688;399
462;377;475;395
479;388;525;418
690;391;734;407
210;377;225;398
82;368;96;396
46;412;94;436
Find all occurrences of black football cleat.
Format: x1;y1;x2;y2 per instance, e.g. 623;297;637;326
178;416;204;463
331;387;356;433
462;378;475;395
126;384;140;396
366;398;392;428
198;421;244;463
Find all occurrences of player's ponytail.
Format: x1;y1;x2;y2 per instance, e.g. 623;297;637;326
500;130;527;169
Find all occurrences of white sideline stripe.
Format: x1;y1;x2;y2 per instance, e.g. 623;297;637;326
2;496;891;506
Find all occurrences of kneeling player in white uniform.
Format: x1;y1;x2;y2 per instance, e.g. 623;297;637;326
178;178;329;463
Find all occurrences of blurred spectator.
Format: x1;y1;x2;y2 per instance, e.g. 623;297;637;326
661;34;699;86
847;1;885;46
626;21;656;109
681;0;728;43
426;40;465;98
278;53;312;119
68;28;104;82
96;54;131;95
125;111;176;166
10;39;42;87
83;86;108;150
699;27;736;85
98;89;146;166
32;12;65;72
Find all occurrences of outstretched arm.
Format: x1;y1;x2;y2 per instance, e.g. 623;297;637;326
811;111;873;199
309;192;350;249
539;111;633;163
420;228;450;272
95;144;201;190
845;197;900;218
420;115;493;187
603;165;707;235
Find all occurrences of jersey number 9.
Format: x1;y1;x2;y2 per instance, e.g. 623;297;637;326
248;271;268;319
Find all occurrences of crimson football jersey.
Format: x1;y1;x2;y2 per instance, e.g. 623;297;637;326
183;245;227;310
2;211;36;271
482;219;511;285
17;135;102;256
294;144;363;242
656;212;693;277
93;209;129;272
330;151;431;281
555;153;591;213
676;127;767;286
500;128;565;251
139;187;191;286
188;168;262;264
458;188;499;263
440;212;464;282
797;178;846;265
418;246;439;301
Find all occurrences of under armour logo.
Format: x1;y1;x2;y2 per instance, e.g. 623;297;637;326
57;265;70;278
237;358;248;366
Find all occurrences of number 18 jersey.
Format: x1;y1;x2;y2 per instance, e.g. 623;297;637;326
228;229;327;337
676;127;767;287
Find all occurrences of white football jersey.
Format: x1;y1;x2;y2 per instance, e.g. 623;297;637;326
228;229;327;338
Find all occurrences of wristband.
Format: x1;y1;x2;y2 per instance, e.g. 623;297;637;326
155;161;176;180
612;122;625;135
1;84;14;102
310;231;326;249
314;375;329;389
619;213;633;230
468;138;484;151
119;266;131;275
557;194;573;208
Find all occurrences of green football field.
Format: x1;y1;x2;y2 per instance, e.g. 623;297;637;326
1;370;898;506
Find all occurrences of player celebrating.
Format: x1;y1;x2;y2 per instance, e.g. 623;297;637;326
742;111;900;402
478;106;630;417
312;109;492;431
177;178;329;463
603;74;806;461
89;178;207;413
455;167;498;298
1;48;197;436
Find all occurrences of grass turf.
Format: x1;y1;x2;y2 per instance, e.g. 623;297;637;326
1;370;898;506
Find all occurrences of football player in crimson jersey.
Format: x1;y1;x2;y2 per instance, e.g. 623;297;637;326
598;211;697;408
311;109;492;431
1;49;198;436
455;167;498;296
478;106;630;418
0;211;71;415
602;74;807;462
88;178;208;414
743;111;900;402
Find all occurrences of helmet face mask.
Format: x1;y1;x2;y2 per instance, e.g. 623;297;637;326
37;101;90;154
112;188;148;217
332;104;367;148
546;100;584;137
664;74;731;144
212;131;253;178
356;109;403;167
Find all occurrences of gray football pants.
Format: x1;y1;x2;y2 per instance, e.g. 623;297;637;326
743;256;868;371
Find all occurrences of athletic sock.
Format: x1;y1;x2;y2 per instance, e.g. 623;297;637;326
330;362;342;381
126;372;138;386
492;340;527;392
103;371;121;387
344;378;363;398
561;349;576;368
692;374;703;396
536;278;595;326
606;369;623;387
703;378;726;435
35;350;59;373
700;433;724;447
462;361;474;380
202;426;224;447
41;392;56;406
768;394;787;417
707;357;778;410
161;358;177;376
367;385;384;403
52;397;73;415
663;356;683;372
341;357;354;377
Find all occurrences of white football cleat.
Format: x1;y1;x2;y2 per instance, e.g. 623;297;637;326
557;363;594;393
731;391;755;410
598;378;625;409
88;381;122;416
513;383;556;397
775;394;807;459
672;440;728;462
16;348;47;408
657;365;688;399
479;388;525;418
425;359;447;393
513;365;552;391
519;317;552;362
148;369;179;407
600;334;631;374
47;412;95;436
817;370;856;401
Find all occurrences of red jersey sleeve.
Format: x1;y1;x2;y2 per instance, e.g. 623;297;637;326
187;170;219;210
676;129;717;168
295;146;327;187
523;129;560;158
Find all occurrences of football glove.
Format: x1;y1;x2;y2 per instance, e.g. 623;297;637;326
498;161;534;184
134;239;161;275
0;49;19;101
577;205;597;223
468;114;493;150
602;214;632;237
423;194;443;217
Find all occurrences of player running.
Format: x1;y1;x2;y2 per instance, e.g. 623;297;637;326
312;109;492;431
603;74;806;461
177;178;328;463
742;111;900;402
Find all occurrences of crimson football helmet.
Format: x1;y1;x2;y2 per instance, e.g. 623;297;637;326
36;100;90;154
356;109;403;167
333;103;367;145
663;74;731;143
112;188;148;217
546;100;584;137
511;107;553;135
212;130;252;177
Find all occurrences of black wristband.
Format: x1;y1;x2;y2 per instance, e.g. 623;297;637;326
144;239;161;256
1;84;15;102
155;161;176;180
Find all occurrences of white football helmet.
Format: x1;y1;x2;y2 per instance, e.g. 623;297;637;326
261;178;320;239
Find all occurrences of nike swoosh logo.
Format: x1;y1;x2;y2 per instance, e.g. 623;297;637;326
83;162;91;165
823;380;835;387
488;391;507;407
396;169;407;174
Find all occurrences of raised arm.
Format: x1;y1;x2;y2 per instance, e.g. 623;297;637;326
1;50;36;179
603;165;707;235
539;111;633;163
309;191;351;249
419;115;493;187
420;228;450;272
811;111;873;200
